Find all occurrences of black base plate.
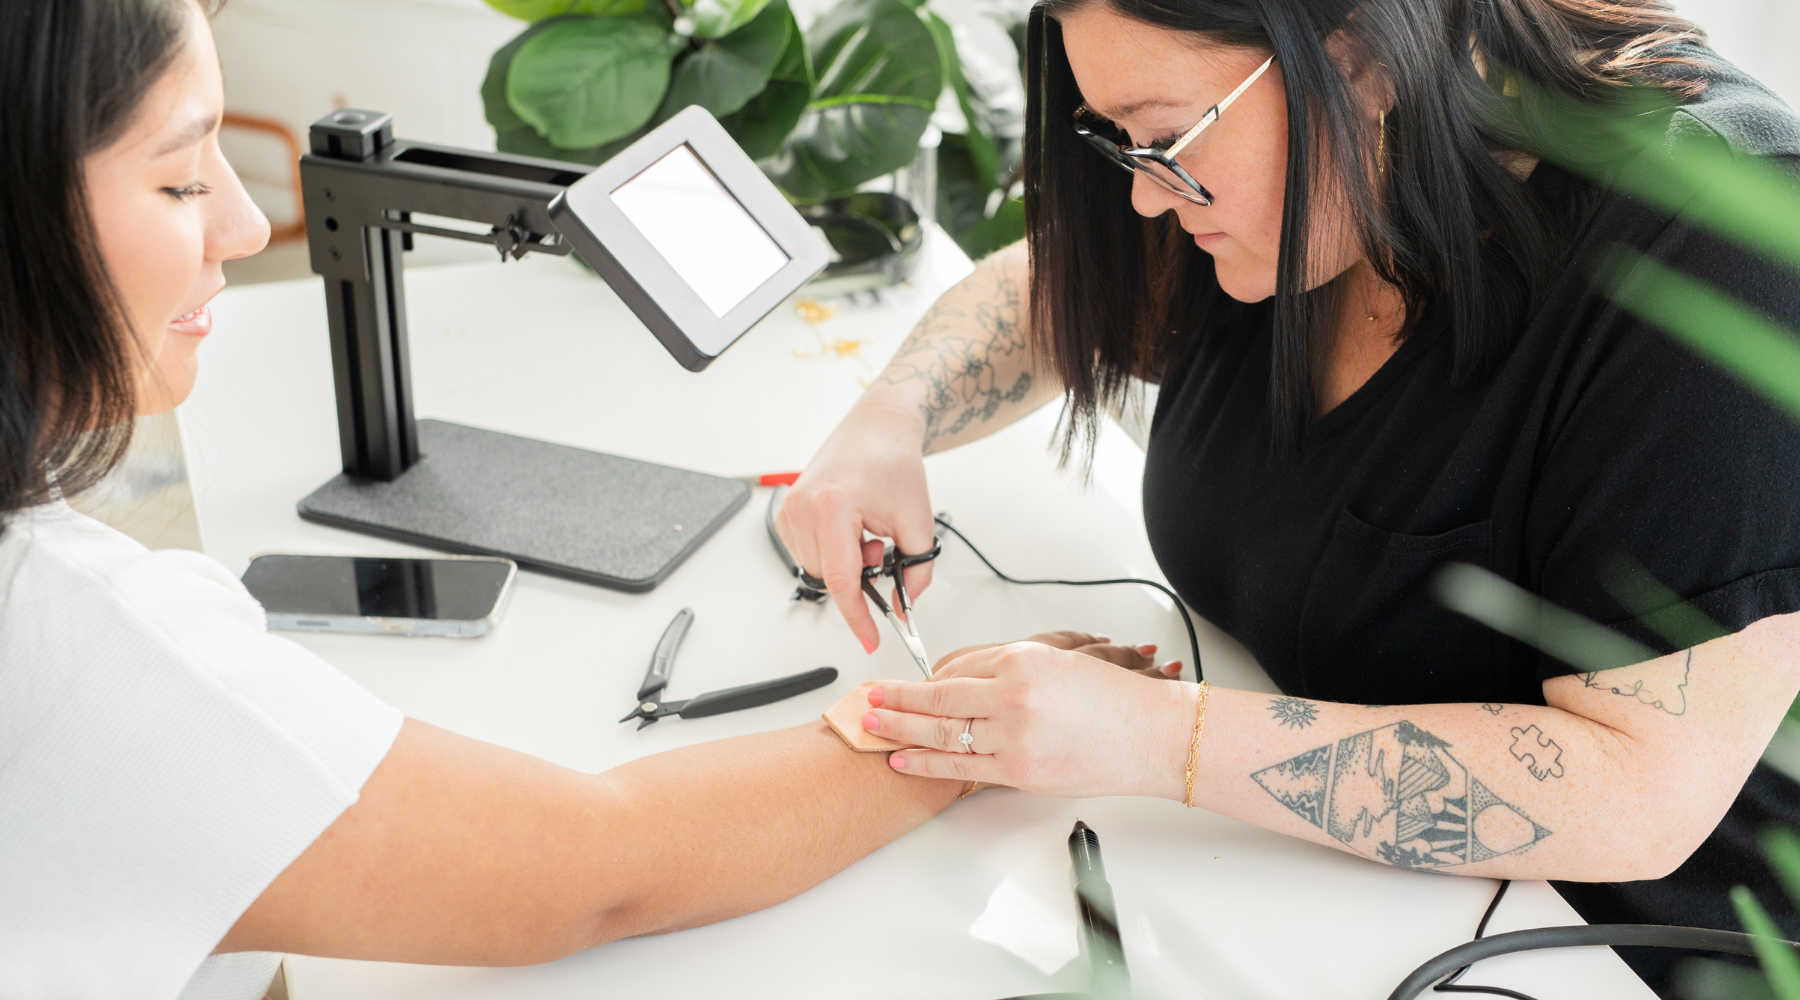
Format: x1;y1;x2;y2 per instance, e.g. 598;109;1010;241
298;419;749;592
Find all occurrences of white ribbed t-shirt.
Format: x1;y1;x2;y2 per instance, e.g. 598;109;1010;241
0;502;403;1000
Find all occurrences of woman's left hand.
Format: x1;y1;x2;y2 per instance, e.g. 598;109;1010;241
861;640;1198;799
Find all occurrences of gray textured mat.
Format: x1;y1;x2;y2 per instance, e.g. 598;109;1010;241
298;419;749;591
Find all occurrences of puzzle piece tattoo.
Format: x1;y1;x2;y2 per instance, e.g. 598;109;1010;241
1252;721;1551;869
1508;725;1566;781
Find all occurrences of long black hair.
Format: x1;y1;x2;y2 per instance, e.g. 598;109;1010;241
0;0;219;526
1025;0;1707;456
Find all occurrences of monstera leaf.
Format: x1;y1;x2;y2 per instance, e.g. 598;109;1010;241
716;5;812;160
506;13;682;149
767;0;942;201
484;0;646;21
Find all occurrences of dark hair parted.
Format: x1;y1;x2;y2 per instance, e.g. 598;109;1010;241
0;0;220;526
1025;0;1707;456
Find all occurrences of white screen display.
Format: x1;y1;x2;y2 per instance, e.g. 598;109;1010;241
610;144;790;318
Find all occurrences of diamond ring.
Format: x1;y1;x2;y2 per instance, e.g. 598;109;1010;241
960;719;975;752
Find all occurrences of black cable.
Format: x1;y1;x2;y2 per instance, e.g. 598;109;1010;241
1391;922;1800;1000
932;516;1204;683
1432;881;1541;1000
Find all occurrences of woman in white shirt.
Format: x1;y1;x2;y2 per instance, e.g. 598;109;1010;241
0;2;1095;996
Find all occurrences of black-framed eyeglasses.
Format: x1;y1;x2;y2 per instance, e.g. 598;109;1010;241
1071;55;1276;206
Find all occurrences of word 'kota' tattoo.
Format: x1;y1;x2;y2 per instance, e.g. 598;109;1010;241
1508;726;1566;781
1252;721;1551;870
1480;704;1504;715
1269;697;1320;729
879;268;1032;453
1578;649;1690;716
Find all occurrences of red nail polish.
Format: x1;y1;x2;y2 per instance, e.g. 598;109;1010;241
861;637;876;654
890;756;906;769
866;687;885;707
862;713;880;731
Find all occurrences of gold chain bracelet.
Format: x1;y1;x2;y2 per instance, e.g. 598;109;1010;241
1183;681;1212;808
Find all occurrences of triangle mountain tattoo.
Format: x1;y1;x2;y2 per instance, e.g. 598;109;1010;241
1252;721;1551;869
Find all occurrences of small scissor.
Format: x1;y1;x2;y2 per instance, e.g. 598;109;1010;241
620;607;838;729
767;487;947;679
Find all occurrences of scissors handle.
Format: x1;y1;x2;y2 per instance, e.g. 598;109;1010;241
677;667;839;719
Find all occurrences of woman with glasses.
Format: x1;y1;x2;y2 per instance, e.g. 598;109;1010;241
775;0;1800;992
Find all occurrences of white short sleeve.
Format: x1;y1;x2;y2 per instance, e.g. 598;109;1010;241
0;504;404;1000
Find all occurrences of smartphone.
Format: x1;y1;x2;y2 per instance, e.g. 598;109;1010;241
240;553;517;637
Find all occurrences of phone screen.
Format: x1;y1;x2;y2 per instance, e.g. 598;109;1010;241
241;555;512;621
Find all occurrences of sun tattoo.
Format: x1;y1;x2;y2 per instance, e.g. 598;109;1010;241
1269;697;1320;729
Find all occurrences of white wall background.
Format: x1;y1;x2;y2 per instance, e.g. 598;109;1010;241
1672;0;1799;109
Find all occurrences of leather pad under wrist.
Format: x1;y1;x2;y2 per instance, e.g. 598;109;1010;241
823;681;912;752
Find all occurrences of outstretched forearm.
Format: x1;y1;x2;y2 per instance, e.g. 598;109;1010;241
861;240;1058;455
221;719;962;964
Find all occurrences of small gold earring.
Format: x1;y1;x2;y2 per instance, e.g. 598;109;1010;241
1378;109;1387;175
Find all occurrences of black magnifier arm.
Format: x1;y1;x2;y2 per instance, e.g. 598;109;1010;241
302;110;592;483
674;667;839;719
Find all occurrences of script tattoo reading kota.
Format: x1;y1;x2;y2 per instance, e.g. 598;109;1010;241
1252;721;1552;870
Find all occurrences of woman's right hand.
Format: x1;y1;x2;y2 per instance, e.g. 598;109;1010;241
775;398;938;653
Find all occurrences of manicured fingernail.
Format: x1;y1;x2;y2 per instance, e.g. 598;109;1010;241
890;755;907;769
866;686;885;707
1094;634;1112;643
862;712;881;731
1137;644;1157;655
1163;660;1183;676
861;637;876;654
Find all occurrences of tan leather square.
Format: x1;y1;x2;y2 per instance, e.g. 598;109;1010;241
823;681;912;752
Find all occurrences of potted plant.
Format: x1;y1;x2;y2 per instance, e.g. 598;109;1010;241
481;0;1026;281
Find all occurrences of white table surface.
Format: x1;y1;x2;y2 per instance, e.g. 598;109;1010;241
183;227;1656;1000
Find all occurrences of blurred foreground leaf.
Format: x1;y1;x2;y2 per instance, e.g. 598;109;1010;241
1435;563;1655;672
1595;246;1800;417
1503;75;1800;274
1601;556;1728;650
1732;885;1800;1000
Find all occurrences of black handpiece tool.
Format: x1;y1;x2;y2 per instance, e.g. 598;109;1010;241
620;608;838;728
1069;820;1131;997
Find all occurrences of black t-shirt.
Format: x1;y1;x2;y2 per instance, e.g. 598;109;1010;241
1140;54;1800;991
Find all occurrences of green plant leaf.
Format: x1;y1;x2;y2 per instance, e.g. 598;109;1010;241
957;195;1024;260
484;0;646;22
924;12;998;188
1732;885;1800;1000
936;132;992;239
485;19;602;160
659;0;790;121
507;15;680;149
767;0;942;201
716;3;812;160
687;0;776;39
